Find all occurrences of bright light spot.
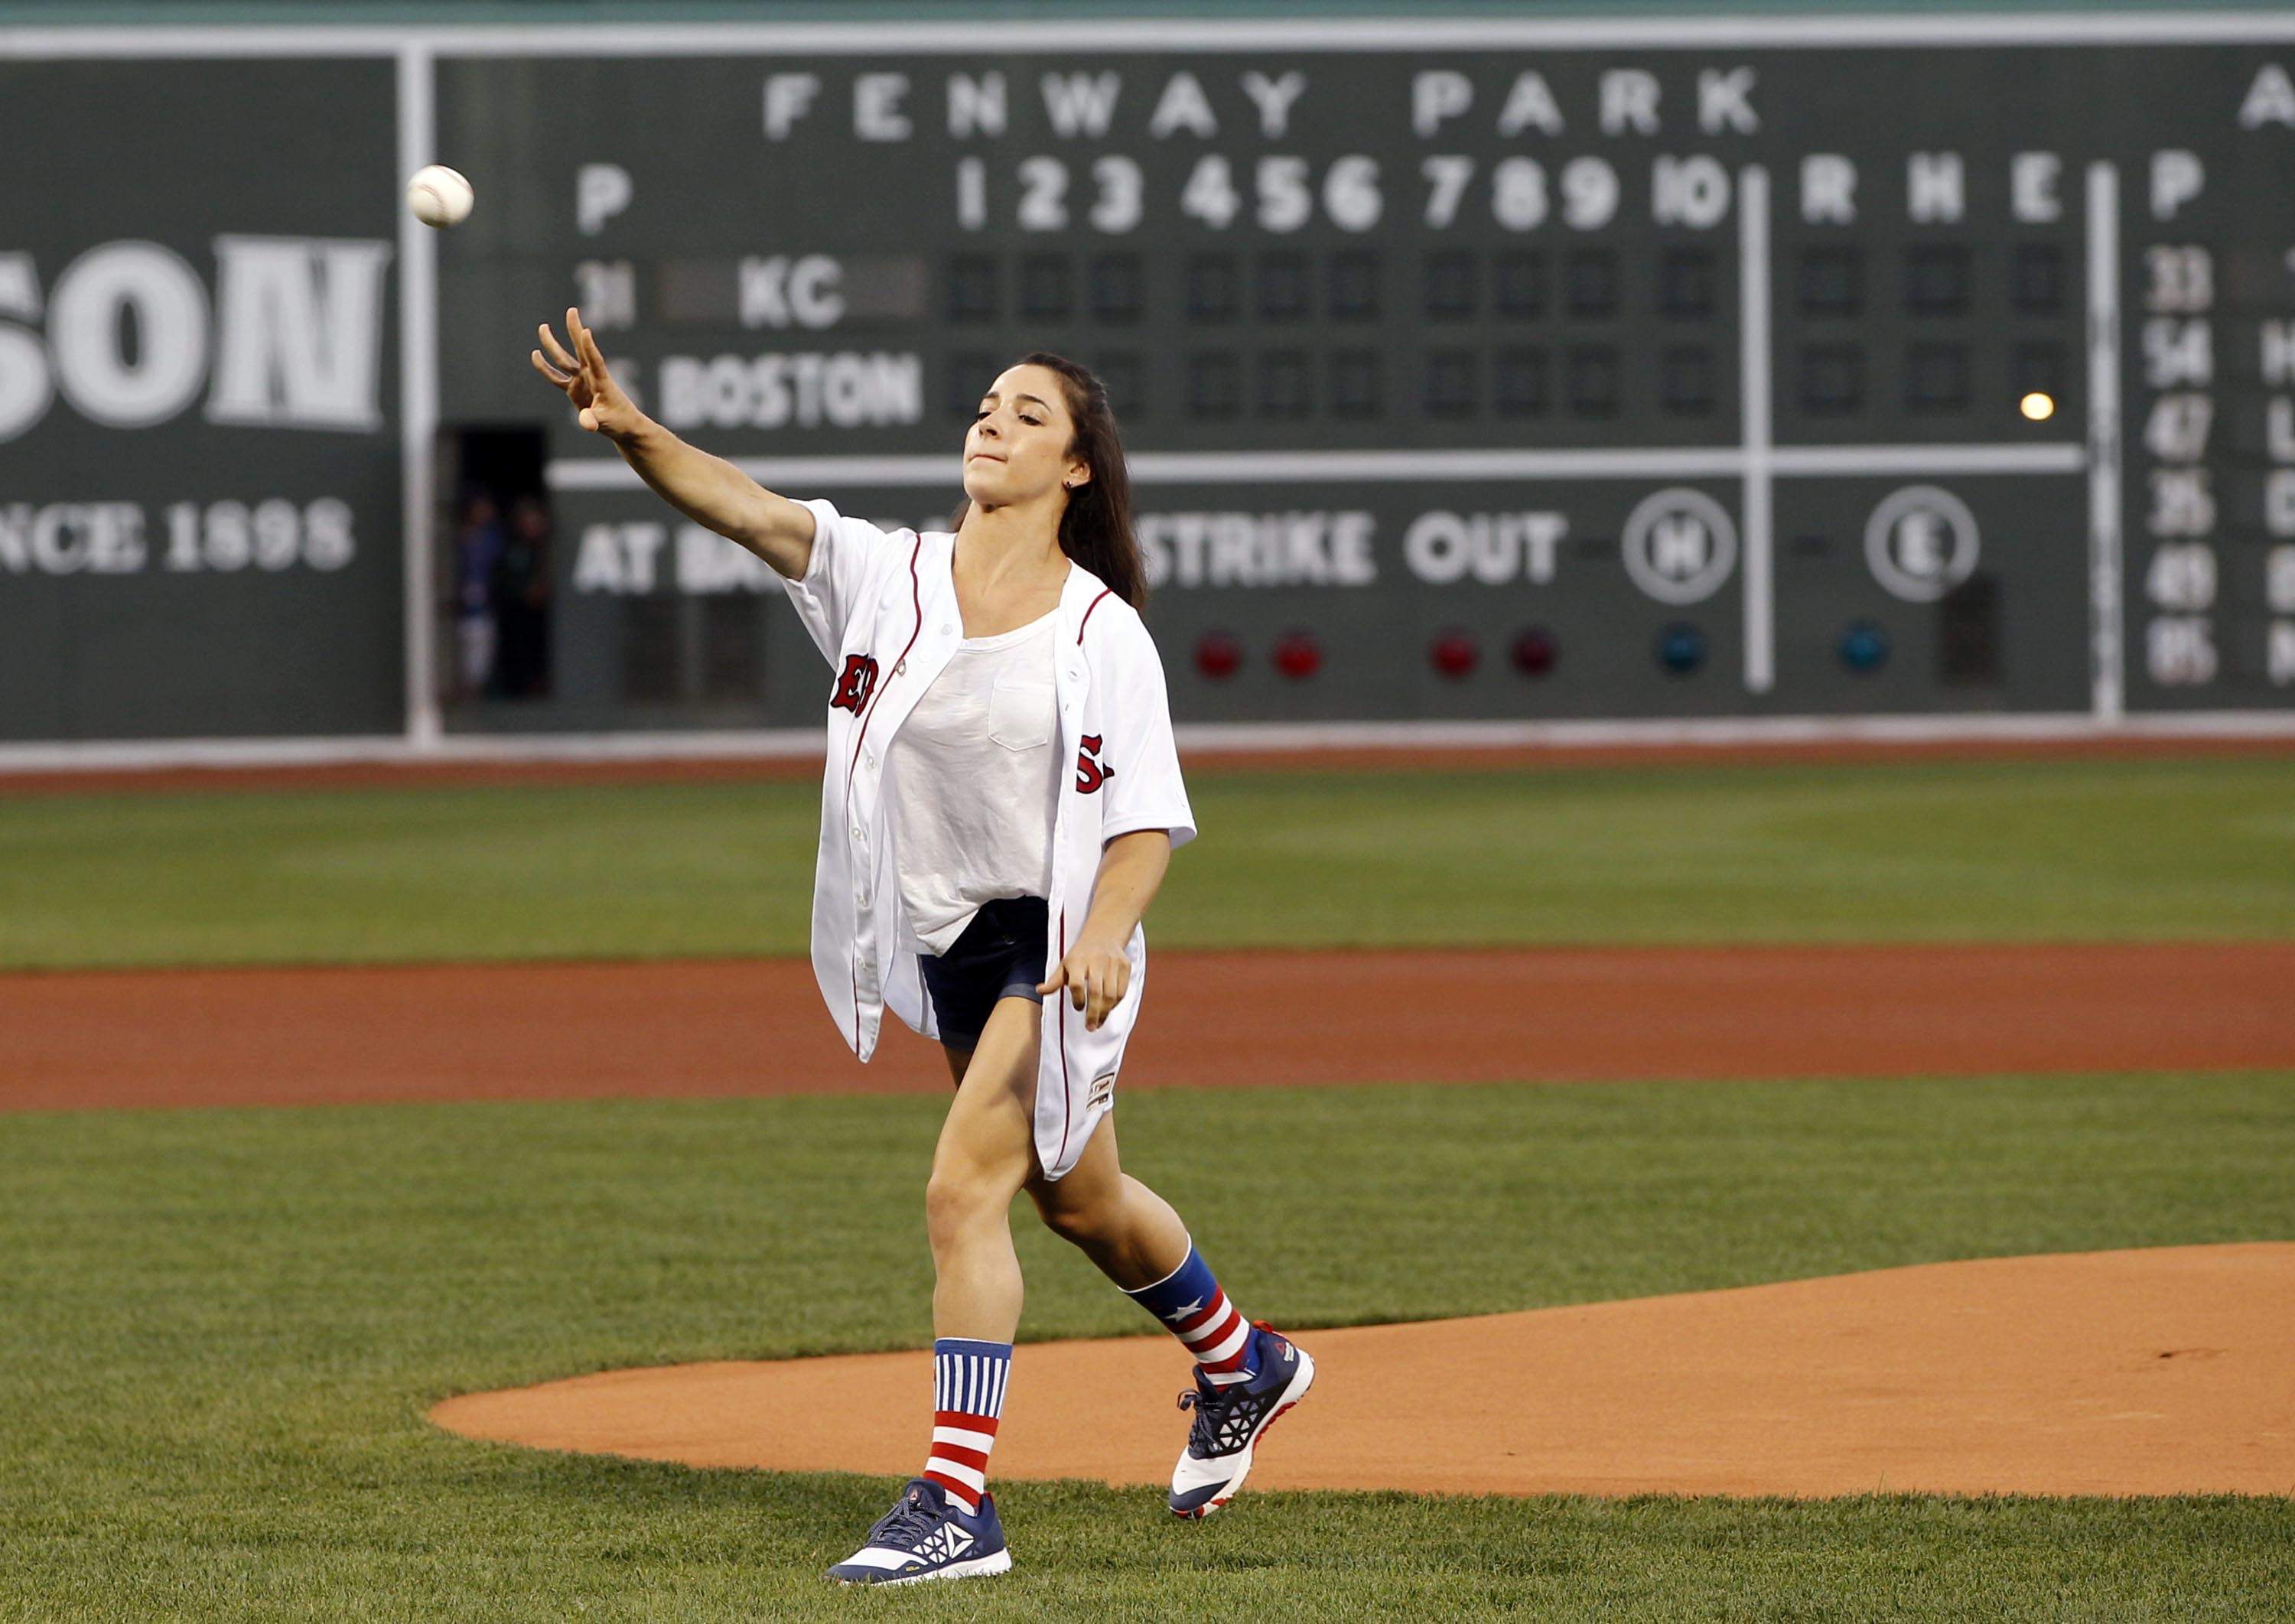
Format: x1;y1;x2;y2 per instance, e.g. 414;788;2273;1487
2020;391;2056;421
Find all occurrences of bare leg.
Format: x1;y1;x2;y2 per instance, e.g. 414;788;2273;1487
942;1026;1192;1292
926;997;1043;1342
1026;1117;1192;1291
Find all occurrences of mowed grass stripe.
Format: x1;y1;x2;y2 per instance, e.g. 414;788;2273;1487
2;1074;2292;1621
1;756;2290;970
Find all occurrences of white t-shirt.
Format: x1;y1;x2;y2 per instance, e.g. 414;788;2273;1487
887;608;1063;954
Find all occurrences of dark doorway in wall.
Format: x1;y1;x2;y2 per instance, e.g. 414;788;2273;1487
439;426;553;704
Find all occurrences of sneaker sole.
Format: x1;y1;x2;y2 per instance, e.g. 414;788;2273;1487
842;1548;1014;1587
1171;1346;1316;1520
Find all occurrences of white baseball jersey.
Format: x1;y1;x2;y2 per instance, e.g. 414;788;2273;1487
780;499;1196;1180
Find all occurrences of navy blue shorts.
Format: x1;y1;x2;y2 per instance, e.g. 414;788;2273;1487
919;896;1049;1052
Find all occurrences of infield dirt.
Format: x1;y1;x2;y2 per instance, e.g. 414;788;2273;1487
432;1243;2295;1499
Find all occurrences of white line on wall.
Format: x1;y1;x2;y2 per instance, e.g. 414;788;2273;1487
2086;161;2126;724
1739;164;1774;697
545;442;2088;493
397;42;442;749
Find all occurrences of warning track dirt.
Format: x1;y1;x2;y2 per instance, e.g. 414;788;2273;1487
4;941;2291;1113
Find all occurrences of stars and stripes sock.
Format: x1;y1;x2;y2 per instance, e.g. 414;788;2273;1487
1121;1240;1261;1387
924;1336;1011;1513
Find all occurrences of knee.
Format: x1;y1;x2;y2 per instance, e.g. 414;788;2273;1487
925;1166;999;1248
1030;1187;1115;1250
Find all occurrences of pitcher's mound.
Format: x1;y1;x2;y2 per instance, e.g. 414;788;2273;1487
431;1245;2295;1498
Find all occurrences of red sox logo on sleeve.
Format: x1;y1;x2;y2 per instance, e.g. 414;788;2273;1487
1075;734;1115;794
829;653;879;714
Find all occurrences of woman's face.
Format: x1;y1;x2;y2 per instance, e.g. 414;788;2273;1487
962;363;1089;510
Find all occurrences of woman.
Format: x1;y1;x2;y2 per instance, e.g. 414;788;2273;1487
532;313;1314;1586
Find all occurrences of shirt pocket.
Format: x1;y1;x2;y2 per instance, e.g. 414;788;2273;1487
987;668;1056;752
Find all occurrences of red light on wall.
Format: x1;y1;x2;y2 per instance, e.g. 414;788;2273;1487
1194;630;1242;680
1511;626;1558;675
1271;629;1322;679
1430;628;1480;678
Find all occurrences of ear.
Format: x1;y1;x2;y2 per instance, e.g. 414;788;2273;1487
1064;457;1092;493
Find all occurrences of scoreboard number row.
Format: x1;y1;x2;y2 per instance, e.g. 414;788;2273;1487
956;151;1649;235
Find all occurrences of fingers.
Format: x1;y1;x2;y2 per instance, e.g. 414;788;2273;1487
536;322;578;372
530;349;573;387
1079;955;1131;1031
1043;952;1131;1030
570;308;611;375
563;308;598;384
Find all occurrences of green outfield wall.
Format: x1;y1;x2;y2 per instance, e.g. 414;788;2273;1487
5;8;2294;751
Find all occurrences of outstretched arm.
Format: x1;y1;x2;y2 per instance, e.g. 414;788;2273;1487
1038;830;1172;1031
532;308;816;579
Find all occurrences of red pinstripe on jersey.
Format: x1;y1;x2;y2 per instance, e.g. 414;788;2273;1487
1076;586;1113;643
844;536;923;794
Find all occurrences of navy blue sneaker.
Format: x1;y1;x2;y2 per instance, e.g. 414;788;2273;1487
1168;1322;1315;1517
826;1478;1012;1585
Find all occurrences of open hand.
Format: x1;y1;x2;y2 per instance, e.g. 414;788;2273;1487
531;308;638;439
1038;941;1131;1032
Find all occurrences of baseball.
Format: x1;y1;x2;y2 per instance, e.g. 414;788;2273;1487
405;164;474;229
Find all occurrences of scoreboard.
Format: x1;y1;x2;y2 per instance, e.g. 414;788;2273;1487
430;24;2295;732
8;18;2295;748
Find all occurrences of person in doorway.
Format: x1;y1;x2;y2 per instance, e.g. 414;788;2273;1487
532;311;1314;1586
451;491;504;700
490;496;553;698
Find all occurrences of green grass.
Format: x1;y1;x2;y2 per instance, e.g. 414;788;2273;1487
5;1074;2293;1621
6;753;2290;1616
2;756;2291;968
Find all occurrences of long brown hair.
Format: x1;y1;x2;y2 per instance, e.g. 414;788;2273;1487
951;352;1148;609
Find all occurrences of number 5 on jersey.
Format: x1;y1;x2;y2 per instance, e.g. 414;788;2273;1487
1075;734;1115;794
